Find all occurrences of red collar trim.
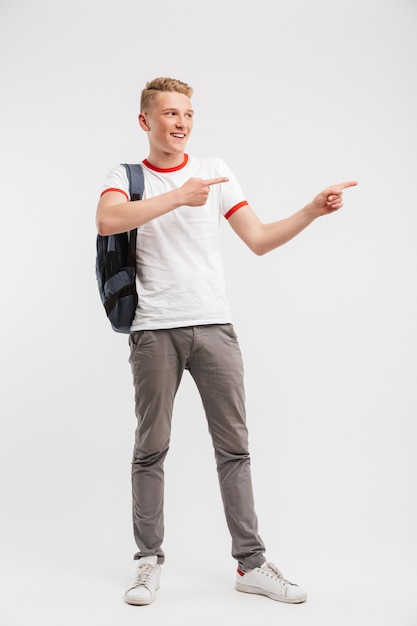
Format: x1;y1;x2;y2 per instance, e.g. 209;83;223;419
142;154;189;173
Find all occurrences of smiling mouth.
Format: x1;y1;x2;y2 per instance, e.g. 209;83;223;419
171;133;185;138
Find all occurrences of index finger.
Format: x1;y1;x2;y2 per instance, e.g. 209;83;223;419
334;181;358;191
205;177;230;186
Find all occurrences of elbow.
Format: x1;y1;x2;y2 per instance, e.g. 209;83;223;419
96;214;113;237
248;241;268;256
254;246;267;257
96;220;108;237
243;227;269;256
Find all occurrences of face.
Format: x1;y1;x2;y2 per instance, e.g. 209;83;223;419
139;91;194;159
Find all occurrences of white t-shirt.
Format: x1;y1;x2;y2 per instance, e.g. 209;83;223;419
101;154;248;331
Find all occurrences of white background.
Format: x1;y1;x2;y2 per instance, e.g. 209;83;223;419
1;0;416;624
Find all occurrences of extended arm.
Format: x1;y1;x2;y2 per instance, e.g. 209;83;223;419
96;176;229;235
228;181;358;256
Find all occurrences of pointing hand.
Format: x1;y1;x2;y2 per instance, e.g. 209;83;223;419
180;177;229;207
311;181;358;216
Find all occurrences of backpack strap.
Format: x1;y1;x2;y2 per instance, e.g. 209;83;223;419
123;163;145;202
122;163;145;267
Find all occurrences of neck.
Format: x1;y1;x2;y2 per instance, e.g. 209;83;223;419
146;149;186;170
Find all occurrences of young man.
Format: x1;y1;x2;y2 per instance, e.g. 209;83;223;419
96;77;357;606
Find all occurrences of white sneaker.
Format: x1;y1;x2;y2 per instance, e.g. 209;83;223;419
236;561;307;603
124;556;161;605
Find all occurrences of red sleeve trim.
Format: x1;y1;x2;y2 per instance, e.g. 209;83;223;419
224;201;248;220
100;187;129;201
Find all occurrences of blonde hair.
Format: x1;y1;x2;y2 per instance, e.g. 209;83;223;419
140;77;193;113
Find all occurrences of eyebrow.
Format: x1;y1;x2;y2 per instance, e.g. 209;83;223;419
161;108;194;114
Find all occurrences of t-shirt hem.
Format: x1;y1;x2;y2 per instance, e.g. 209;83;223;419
130;317;233;332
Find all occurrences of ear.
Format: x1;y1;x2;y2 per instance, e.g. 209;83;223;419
138;113;150;131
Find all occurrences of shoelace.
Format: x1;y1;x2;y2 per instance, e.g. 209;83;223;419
262;562;295;586
134;564;156;589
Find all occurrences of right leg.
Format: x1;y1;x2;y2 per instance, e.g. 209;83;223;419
128;329;188;564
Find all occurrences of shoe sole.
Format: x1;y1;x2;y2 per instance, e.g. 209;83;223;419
124;596;155;606
236;582;307;604
124;584;160;606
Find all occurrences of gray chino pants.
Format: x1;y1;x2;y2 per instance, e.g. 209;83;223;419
128;323;266;571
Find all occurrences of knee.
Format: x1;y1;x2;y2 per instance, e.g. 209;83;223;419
215;447;250;466
132;445;169;467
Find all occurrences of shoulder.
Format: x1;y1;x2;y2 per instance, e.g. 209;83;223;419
101;164;130;195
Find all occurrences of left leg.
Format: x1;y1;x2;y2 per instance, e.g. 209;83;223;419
188;324;307;604
187;323;266;572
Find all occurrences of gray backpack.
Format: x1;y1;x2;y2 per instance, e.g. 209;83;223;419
95;163;144;333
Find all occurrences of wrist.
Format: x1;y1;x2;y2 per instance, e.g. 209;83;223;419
302;202;318;222
168;188;183;210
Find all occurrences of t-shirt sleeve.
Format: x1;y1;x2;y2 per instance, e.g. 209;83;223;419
100;164;130;200
213;158;249;219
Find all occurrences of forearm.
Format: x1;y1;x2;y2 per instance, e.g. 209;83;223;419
256;203;318;255
229;203;318;256
96;188;183;236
